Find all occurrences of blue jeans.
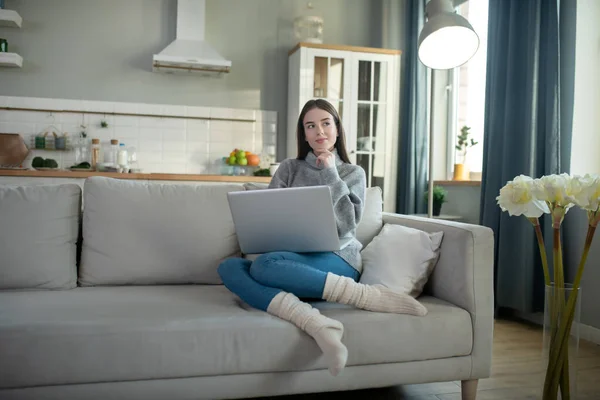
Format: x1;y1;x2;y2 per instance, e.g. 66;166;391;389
218;251;360;311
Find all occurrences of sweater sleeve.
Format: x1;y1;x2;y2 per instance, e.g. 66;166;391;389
268;160;290;189
319;165;366;238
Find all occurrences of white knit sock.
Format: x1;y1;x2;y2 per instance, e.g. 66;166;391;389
267;292;348;376
322;273;428;316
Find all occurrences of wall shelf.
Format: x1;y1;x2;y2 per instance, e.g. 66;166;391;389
0;9;22;28
0;53;23;68
0;106;256;123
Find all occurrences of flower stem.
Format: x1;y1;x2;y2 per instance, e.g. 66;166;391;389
531;219;551;287
543;228;564;398
548;225;596;394
554;228;565;289
555;237;571;400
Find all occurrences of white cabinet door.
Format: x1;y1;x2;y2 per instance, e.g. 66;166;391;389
348;53;399;211
288;45;400;212
302;48;353;137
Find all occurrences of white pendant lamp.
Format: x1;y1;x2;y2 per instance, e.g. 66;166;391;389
419;0;479;218
418;0;479;70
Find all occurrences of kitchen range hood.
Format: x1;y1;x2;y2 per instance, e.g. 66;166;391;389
153;0;231;74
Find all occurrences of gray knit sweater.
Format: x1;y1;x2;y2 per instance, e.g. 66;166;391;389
268;150;367;273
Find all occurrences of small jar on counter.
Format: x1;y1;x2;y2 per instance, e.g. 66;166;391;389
117;143;129;172
104;139;119;166
91;139;101;170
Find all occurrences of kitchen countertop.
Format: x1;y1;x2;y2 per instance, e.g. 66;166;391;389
0;169;272;183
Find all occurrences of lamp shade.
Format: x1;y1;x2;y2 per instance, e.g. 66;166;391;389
418;0;479;70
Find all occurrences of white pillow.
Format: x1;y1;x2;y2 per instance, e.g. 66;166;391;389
359;223;444;297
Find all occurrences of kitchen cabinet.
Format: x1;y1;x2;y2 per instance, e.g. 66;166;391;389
0;9;23;68
287;43;401;212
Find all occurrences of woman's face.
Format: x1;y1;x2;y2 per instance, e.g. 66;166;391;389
303;107;338;153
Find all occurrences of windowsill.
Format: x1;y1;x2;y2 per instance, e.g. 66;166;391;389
435;180;481;187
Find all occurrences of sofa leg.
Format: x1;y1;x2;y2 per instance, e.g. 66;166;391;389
461;379;478;400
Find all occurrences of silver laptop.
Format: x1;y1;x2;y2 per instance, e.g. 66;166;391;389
227;185;352;254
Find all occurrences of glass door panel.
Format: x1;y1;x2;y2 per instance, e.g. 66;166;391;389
358;61;372;101
329;58;344;99
356;154;371;186
372;153;385;195
373;61;387;102
372;104;387;153
336;101;344;119
314;57;328;98
356;103;371;151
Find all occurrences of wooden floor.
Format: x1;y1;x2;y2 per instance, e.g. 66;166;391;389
257;318;600;400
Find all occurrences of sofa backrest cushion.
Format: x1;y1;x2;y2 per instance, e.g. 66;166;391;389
79;177;244;286
356;186;384;247
0;183;81;290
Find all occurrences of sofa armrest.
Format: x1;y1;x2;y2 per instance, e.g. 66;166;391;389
382;212;495;379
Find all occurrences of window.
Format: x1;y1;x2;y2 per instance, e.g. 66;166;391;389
448;0;489;178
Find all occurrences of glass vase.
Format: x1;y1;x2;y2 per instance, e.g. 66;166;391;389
74;136;90;164
542;283;581;399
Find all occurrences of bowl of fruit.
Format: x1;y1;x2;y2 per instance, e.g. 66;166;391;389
223;149;260;175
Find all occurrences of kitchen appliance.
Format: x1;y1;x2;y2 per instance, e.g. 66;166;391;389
153;0;232;74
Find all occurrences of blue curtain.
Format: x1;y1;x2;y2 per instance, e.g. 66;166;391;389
396;0;428;215
480;0;576;314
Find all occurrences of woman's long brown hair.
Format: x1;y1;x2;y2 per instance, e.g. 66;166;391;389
296;99;351;163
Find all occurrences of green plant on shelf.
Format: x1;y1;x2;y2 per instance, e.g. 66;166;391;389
423;185;448;216
423;185;448;204
253;168;271;177
455;125;478;164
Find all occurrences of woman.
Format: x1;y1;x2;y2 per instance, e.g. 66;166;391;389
218;99;426;376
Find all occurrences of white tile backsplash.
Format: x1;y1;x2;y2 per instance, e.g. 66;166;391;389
162;141;186;153
163;128;186;142
114;126;139;139
185;106;210;118
162;152;186;163
139;140;163;153
0;96;277;173
114;115;139;127
137;151;162;163
210;130;234;143
186;142;208;154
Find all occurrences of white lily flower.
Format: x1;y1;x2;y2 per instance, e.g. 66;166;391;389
496;175;549;218
569;174;600;211
531;173;577;210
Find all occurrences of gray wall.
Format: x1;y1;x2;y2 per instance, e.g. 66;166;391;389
437;184;481;225
0;0;382;158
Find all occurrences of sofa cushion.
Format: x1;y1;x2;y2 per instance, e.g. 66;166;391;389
0;286;472;388
0;183;80;290
356;186;383;247
79;177;244;286
359;223;444;297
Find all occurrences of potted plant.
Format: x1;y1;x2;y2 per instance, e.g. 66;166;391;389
423;185;448;216
454;125;478;180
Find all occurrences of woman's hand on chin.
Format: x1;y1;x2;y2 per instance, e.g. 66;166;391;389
314;149;335;169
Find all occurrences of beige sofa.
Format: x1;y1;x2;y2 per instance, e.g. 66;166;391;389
0;176;494;400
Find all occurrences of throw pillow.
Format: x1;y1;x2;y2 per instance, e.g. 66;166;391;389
355;186;384;247
359;223;444;297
